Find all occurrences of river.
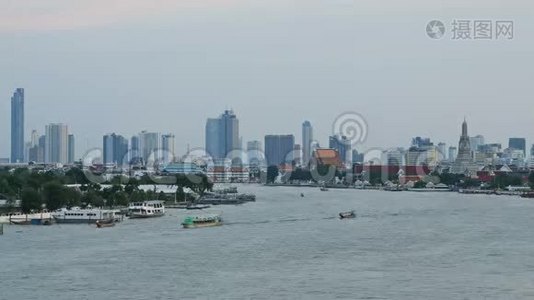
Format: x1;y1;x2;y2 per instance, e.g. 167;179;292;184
1;185;534;299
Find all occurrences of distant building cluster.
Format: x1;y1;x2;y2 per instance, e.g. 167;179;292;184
3;87;534;184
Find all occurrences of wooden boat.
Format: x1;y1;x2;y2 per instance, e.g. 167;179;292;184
320;187;329;192
96;219;115;228
339;211;356;219
520;192;534;199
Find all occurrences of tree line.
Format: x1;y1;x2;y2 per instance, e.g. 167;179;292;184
0;167;213;213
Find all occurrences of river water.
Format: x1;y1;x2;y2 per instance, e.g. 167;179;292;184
1;185;534;299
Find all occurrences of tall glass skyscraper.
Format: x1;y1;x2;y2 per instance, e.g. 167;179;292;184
103;133;129;166
68;134;75;164
264;134;295;167
205;110;240;159
302;121;313;168
11;88;24;163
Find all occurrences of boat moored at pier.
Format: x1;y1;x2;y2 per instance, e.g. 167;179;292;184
52;207;120;224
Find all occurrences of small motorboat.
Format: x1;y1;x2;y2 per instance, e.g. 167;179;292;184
96;219;115;228
339;211;356;219
320;187;329;192
300;193;305;198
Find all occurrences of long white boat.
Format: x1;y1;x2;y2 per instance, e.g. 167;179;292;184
0;212;52;225
128;200;165;218
52;207;119;224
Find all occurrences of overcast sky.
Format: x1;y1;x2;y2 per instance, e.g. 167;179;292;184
1;0;533;159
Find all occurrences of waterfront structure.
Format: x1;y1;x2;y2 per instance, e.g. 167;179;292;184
45;123;69;164
313;149;343;169
68;134;75;164
509;138;526;156
329;135;351;167
264;135;295;167
451;119;477;174
302;121;313;167
11;88;24;163
103;133;129;166
161;134;175;164
205;110;240;159
162;162;204;175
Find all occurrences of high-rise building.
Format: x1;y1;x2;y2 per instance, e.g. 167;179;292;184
329;135;351;167
247;140;262;152
451;119;476;174
302;121;313;167
205;110;239;159
384;148;404;166
411;137;433;149
130;135;141;164
11;88;24;163
293;144;302;166
264;135;295;167
67;134;75;164
352;149;364;164
470;135;485;153
529;144;534;168
103;133;129;166
437;142;447;161
45;123;69;164
448;146;457;162
139;131;160;162
509;138;526;156
161;134;175;164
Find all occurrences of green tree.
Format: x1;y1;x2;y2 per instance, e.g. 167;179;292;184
42;182;67;211
114;191;130;207
20;188;42;213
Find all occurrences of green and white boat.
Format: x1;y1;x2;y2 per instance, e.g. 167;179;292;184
182;214;223;229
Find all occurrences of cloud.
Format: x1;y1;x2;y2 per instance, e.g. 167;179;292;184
0;0;238;32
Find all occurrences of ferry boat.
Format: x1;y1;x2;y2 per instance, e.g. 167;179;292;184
0;211;53;225
182;214;223;229
52;207;119;224
128;200;165;218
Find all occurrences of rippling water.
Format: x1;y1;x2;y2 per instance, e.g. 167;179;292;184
2;185;534;299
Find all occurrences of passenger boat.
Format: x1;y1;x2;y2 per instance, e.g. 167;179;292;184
96;219;115;228
186;204;211;210
0;211;52;224
339;210;356;219
52;207;119;224
182;214;223;229
128;201;165;218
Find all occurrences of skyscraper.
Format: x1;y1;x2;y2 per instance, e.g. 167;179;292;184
264;135;295;167
68;134;75;164
470;135;485;153
247;140;262;152
448;146;457;162
139;131;160;162
104;133;129;166
161;134;176;164
205;110;239;159
45;123;69;164
11;88;24;163
302;121;313;167
509;138;526;156
437;142;447;161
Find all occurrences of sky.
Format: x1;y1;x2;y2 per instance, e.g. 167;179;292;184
1;0;533;159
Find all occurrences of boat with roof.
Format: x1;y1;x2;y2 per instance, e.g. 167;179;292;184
182;213;223;229
128;200;165;218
